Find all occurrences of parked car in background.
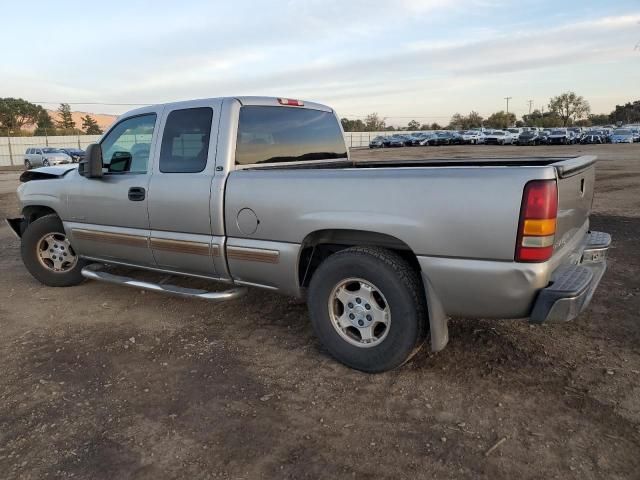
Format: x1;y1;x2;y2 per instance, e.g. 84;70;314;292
369;136;386;148
418;133;438;146
506;128;522;140
23;147;72;169
589;129;611;143
568;127;583;140
386;135;405;147
517;130;541;146
461;130;484;144
629;128;640;142
59;148;86;162
547;129;573;145
483;130;510;145
610;129;634;144
580;134;604;145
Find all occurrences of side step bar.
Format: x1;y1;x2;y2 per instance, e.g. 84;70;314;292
81;265;247;301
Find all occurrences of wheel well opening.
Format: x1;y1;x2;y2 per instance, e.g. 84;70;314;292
298;229;420;287
23;206;57;224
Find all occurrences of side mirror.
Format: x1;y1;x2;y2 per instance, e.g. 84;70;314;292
79;143;103;178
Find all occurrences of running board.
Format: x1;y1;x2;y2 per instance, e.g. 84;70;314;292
81;265;247;301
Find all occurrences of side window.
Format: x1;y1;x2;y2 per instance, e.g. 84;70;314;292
100;114;157;174
159;107;213;173
26;148;32;154
235;106;347;165
36;149;42;155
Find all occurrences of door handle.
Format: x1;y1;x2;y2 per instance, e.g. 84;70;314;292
128;187;146;201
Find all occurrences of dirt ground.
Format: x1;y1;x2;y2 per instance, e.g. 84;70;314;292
0;144;639;479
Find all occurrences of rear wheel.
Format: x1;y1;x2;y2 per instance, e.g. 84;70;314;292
24;160;31;170
308;247;427;372
21;214;86;287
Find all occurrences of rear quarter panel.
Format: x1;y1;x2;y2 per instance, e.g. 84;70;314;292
224;166;557;261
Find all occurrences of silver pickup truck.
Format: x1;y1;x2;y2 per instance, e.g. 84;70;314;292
6;96;611;372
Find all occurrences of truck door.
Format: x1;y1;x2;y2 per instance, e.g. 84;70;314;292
147;100;221;277
66;112;159;267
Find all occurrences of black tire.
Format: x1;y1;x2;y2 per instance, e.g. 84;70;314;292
308;246;428;373
21;214;86;287
42;159;50;167
25;160;31;170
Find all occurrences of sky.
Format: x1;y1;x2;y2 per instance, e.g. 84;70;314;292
2;0;639;126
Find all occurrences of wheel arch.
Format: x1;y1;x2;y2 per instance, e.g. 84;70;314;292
23;205;59;224
298;228;419;288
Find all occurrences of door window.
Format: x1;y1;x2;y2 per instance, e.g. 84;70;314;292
159;107;213;173
101;114;157;174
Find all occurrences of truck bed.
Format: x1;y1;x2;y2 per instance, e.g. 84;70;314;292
246;156;595;175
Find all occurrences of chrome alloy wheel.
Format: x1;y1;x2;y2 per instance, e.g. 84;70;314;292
328;278;391;348
36;233;78;273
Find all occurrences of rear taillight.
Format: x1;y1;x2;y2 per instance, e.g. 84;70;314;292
515;180;558;262
277;98;304;106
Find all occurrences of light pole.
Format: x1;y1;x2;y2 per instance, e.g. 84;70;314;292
504;97;512;127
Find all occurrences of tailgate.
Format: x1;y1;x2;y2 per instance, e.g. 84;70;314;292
552;156;596;253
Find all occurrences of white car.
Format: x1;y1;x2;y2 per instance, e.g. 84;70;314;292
483;130;511;145
24;147;72;170
461;130;485;144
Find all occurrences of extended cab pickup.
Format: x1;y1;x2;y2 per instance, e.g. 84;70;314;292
6;96;611;372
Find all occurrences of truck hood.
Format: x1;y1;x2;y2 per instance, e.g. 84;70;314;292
20;164;78;183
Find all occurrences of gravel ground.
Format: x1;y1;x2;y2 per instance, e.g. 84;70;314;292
0;144;638;479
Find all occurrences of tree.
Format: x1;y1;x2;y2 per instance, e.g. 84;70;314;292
340;117;366;132
364;113;385;131
548;92;590;126
522;109;562;128
588;113;612;126
609;100;640;124
407;120;420;131
56;103;76;130
0;97;41;130
485;110;516;129
34;108;55;135
81;114;103;134
429;122;442;130
448;111;483;130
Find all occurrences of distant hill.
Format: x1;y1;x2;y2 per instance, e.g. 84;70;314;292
23;110;118;133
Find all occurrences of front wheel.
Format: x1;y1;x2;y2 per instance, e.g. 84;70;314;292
308;247;428;372
24;160;31;170
42;159;50;167
21;214;87;287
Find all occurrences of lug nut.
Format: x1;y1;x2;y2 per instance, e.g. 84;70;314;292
347;303;353;308
366;315;372;321
349;313;355;320
356;298;361;304
358;320;364;326
365;304;371;310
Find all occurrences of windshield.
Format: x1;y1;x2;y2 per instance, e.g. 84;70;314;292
492;131;504;136
551;130;565;135
614;129;631;135
42;148;63;153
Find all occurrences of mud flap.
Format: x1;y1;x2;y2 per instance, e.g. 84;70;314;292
5;217;25;239
421;272;449;351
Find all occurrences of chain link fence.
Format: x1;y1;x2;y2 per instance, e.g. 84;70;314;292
0;135;102;167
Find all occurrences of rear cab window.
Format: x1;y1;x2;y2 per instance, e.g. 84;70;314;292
235;106;347;166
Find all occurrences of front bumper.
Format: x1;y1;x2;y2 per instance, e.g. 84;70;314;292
529;231;610;323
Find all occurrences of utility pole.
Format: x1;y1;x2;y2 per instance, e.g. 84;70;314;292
504;97;512;127
527;100;533;115
504;97;512;115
